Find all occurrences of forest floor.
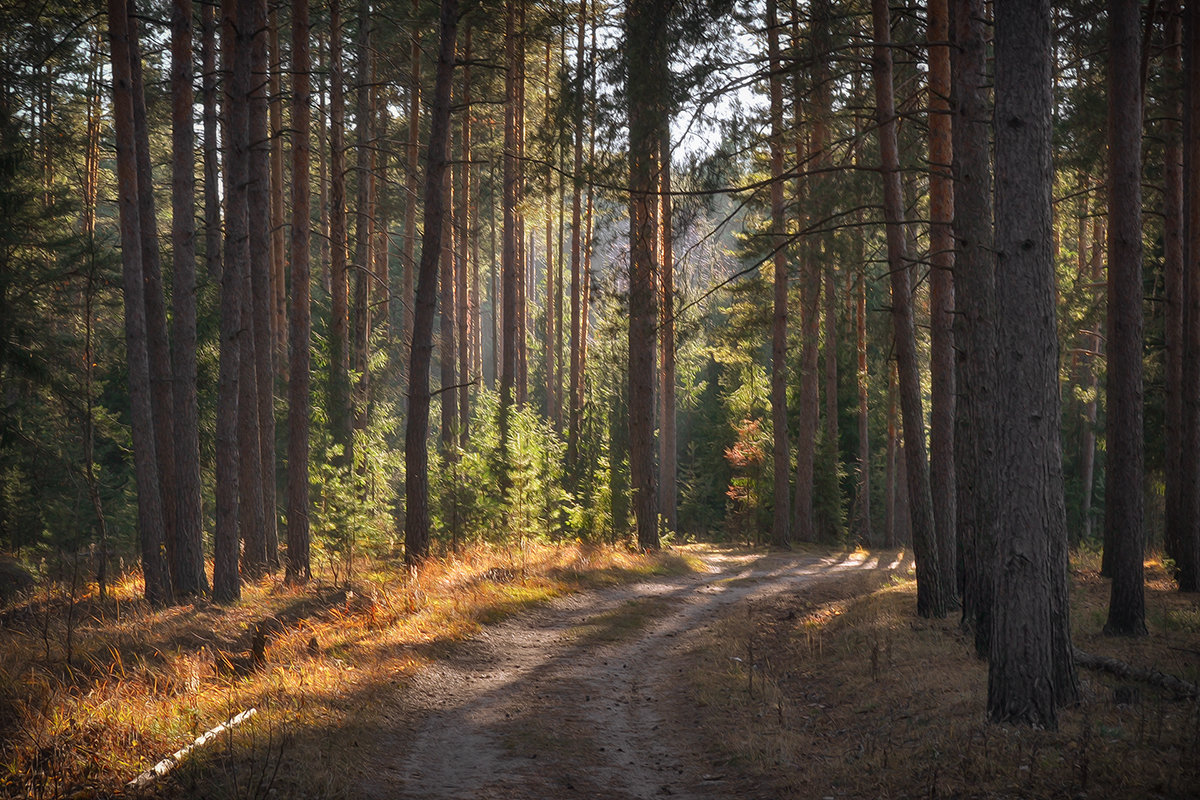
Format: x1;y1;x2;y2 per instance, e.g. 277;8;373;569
3;543;1198;799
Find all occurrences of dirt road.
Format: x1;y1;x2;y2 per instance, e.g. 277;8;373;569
356;547;887;800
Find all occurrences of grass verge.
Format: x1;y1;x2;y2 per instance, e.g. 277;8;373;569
0;541;692;799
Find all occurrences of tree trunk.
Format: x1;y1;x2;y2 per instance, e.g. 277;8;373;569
269;5;286;373
458;26;474;444
989;0;1080;726
1080;217;1104;544
201;0;221;280
248;0;277;567
951;0;996;654
287;0;313;584
405;0;459;565
1164;4;1185;574
626;0;665;550
329;0;352;469
352;0;373;447
129;3;180;595
928;0;957;606
1105;0;1148;633
855;233;871;544
767;0;789;547
170;0;208;597
440;144;458;447
871;0;945;618
500;0;520;487
658;129;677;535
567;0;586;476
402;0;421;407
213;0;246;603
106;0;171;606
1177;1;1200;592
885;363;897;549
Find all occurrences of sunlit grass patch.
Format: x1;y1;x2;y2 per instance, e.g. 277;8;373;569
0;540;682;798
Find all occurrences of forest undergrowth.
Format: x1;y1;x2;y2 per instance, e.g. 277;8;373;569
689;550;1200;799
0;542;695;799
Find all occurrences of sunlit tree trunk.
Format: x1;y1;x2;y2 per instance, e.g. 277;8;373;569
405;0;459;565
626;0;665;550
567;0;587;475
500;0;520;485
440;142;458;447
659;129;677;535
458;26;474;443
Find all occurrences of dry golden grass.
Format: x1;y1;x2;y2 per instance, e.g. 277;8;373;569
686;550;1200;800
0;541;691;799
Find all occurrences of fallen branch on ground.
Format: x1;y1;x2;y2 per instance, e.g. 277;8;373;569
1073;647;1199;699
126;708;258;789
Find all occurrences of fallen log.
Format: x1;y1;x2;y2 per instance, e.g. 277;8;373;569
1073;647;1199;699
126;708;258;789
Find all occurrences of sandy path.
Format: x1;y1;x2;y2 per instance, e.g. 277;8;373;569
357;548;880;800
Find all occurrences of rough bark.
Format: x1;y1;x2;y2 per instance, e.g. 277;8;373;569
871;0;944;618
107;0;171;606
287;0;312;584
405;0;459;565
989;0;1080;726
440;145;458;447
170;0;208;597
499;0;520;486
567;0;586;475
950;0;996;653
1104;0;1147;635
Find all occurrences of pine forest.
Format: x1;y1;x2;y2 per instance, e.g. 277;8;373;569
1;0;1199;796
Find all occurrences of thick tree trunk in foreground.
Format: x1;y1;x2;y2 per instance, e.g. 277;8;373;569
1103;0;1147;636
989;0;1080;727
287;0;313;584
170;0;208;597
626;0;665;550
872;0;945;618
107;0;171;606
405;0;459;565
767;0;789;547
